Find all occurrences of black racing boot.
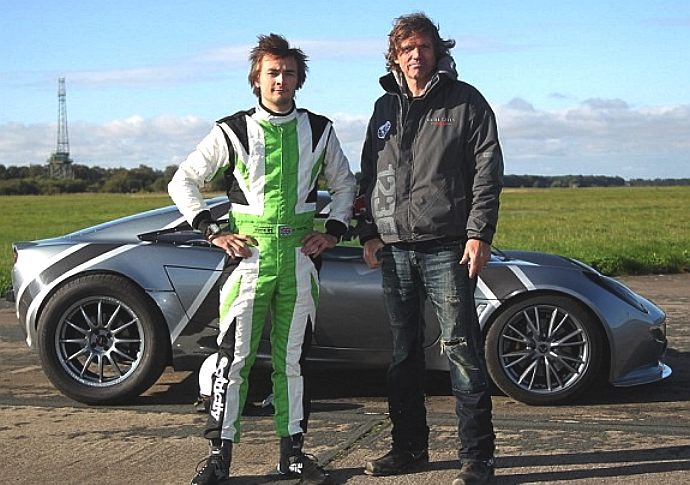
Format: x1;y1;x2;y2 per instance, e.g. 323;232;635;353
452;458;495;485
364;447;429;476
191;440;232;485
278;434;329;484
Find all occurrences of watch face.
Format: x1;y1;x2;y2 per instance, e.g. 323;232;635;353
206;223;221;238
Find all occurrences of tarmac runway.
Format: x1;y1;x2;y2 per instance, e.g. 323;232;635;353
1;273;689;484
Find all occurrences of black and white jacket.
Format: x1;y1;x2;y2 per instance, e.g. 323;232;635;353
358;61;504;246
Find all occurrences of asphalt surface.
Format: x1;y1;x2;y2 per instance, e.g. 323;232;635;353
1;273;689;484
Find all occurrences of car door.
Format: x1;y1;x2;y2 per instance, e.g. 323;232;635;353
308;244;442;368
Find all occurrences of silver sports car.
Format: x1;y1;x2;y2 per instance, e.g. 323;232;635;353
10;194;671;406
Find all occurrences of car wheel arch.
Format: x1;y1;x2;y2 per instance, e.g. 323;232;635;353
35;269;172;359
482;289;611;404
485;288;611;352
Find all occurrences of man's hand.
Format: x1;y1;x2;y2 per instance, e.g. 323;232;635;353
460;239;491;279
301;231;338;257
209;233;257;258
363;238;385;269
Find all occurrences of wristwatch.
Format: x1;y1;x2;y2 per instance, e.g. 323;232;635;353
204;222;222;240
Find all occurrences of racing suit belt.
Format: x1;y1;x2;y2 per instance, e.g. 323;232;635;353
231;222;312;239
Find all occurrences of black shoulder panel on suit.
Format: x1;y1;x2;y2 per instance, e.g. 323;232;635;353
217;109;254;154
299;109;331;152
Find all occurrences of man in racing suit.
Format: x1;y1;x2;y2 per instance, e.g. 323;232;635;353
169;34;355;485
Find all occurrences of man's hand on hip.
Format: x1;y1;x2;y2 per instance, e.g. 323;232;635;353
210;233;256;258
460;239;491;279
301;231;338;257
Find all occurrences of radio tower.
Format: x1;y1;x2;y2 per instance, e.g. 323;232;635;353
47;77;74;178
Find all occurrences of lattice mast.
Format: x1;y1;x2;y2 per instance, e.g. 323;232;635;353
56;77;69;156
48;77;74;178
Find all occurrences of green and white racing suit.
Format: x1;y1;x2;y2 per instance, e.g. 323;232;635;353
169;103;355;442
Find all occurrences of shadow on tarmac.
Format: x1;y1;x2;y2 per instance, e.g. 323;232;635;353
300;445;690;485
492;445;690;483
130;346;688;409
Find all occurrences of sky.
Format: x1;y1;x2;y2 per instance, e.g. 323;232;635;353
1;0;690;179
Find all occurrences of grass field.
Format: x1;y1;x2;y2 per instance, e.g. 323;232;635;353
493;186;689;275
1;187;688;297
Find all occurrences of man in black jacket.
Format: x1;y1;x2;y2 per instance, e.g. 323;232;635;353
358;12;504;485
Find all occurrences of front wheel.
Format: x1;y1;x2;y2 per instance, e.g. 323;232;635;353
486;295;605;405
37;274;168;404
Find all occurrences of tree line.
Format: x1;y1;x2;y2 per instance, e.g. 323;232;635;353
0;163;225;195
1;163;688;195
504;174;690;188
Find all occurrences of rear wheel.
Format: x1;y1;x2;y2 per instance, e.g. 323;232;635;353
486;295;604;405
37;274;168;404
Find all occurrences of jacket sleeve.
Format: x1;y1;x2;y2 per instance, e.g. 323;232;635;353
167;125;230;228
356;114;381;244
322;126;356;234
466;92;504;244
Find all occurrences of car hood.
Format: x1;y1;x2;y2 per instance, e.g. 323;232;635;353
501;249;587;272
64;205;184;243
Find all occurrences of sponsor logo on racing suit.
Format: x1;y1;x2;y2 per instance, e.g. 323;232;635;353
210;356;230;421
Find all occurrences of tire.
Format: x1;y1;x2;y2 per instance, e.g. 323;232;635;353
485;294;604;405
37;274;168;404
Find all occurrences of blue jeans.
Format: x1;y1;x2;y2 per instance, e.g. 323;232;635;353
381;242;495;462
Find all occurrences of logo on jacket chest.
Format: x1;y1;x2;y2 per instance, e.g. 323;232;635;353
426;116;454;127
377;121;392;139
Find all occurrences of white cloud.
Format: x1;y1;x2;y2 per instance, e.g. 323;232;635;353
496;98;690;177
0;116;212;168
548;92;575;101
199;44;254;64
2;99;689;179
329;113;369;172
46;39;387;91
202;39;386;64
70;66;211;87
505;98;536;112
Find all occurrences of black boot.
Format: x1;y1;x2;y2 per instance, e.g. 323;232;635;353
191;440;232;485
278;434;329;484
364;447;429;476
452;458;495;485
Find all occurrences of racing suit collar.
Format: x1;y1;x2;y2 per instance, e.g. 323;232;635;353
256;101;297;124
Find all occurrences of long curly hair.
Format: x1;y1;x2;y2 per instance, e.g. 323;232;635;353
386;12;455;73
